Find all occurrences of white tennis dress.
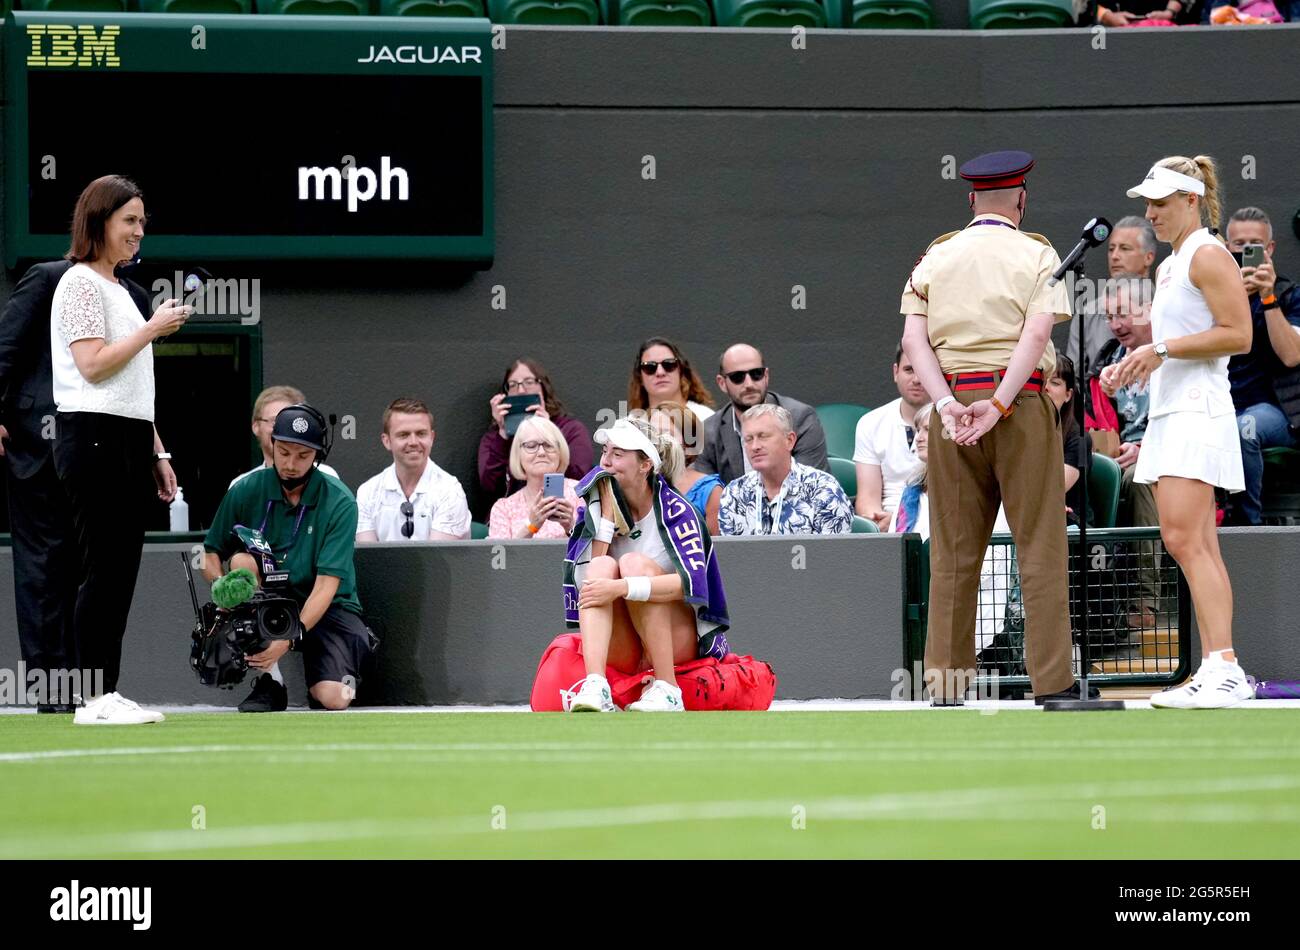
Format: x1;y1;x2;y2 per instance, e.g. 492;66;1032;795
1133;228;1244;491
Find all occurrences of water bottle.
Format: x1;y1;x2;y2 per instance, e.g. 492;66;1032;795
170;487;189;532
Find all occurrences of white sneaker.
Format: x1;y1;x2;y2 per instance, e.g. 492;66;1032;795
561;674;618;713
74;692;165;725
1192;661;1253;709
1149;662;1212;709
625;679;684;712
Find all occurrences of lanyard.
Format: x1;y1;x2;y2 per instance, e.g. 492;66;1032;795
751;476;790;536
967;218;1017;230
257;498;310;565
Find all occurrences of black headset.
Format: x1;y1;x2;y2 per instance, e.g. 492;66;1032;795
277;403;336;463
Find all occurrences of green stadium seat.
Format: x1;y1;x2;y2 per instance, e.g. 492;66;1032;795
968;0;1073;28
712;0;833;28
18;0;128;10
488;0;601;23
828;456;857;501
848;0;932;27
814;402;869;460
470;520;489;540
382;0;486;13
1260;446;1300;524
255;0;369;13
600;0;711;23
1087;452;1121;529
851;515;880;534
139;0;252;11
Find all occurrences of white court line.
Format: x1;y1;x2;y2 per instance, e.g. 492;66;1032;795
3;699;1299;715
2;773;1298;858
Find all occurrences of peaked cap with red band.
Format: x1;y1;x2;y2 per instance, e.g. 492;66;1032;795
959;150;1035;191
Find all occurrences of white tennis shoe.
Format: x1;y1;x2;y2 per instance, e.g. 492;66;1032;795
626;679;684;712
73;692;165;725
562;674;618;713
1191;661;1253;709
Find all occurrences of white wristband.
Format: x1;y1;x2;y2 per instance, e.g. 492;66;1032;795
935;395;957;413
625;577;652;602
595;519;616;544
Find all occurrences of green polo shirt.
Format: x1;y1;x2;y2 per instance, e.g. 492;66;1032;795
204;466;362;615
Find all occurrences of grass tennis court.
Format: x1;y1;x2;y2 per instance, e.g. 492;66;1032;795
2;708;1298;859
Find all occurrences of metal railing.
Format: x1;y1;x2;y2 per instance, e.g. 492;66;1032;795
905;528;1190;696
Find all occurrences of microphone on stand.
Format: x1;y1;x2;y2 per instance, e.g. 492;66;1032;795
1049;217;1112;286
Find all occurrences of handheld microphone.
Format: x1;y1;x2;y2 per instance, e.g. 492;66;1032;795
1049;217;1112;286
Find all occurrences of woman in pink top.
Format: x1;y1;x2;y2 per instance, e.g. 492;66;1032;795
488;415;581;539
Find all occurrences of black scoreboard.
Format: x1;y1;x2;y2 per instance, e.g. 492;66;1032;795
4;13;494;266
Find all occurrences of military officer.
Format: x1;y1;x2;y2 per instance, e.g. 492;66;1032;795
900;150;1095;705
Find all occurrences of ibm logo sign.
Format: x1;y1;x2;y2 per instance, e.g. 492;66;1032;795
25;24;121;68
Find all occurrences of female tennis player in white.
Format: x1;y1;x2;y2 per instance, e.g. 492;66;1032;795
1103;155;1253;708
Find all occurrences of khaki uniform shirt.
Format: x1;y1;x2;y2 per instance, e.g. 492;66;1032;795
900;213;1072;375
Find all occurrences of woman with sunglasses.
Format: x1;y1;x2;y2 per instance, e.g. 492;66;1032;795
487;416;580;540
479;357;593;512
626;337;715;422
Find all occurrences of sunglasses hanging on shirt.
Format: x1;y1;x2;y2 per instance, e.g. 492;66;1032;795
400;501;415;539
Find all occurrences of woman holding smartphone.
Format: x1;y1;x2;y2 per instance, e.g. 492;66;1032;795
52;175;191;725
1105;155;1253;709
486;416;580;540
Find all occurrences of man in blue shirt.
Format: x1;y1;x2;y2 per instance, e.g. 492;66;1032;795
1224;207;1300;526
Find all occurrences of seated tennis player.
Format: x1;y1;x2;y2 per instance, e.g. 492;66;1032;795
561;417;730;712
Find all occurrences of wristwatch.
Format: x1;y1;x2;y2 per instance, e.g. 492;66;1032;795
1154;342;1170;361
1261;294;1278;309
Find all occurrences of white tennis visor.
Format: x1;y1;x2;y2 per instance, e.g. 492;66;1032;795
594;418;662;472
1127;164;1206;200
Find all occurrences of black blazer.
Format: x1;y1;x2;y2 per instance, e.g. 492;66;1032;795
0;260;153;479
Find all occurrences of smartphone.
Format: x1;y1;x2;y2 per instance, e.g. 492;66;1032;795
1242;243;1265;270
543;473;565;498
502;393;541;437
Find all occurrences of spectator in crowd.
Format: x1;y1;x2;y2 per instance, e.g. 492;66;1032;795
231;384;339;488
1224;207;1300;525
356;398;470;542
487;416;579;540
479;357;593;512
627;337;715;422
854;344;926;530
204;404;376;713
1046;355;1091;527
1089;0;1200;25
693;342;828;486
649;401;723;535
51;175;192;726
562;417;730;713
1093;274;1157;523
1202;0;1287;22
719;404;852;536
1065;216;1157;376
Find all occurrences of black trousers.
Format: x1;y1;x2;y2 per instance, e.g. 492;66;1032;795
5;456;79;700
52;411;154;696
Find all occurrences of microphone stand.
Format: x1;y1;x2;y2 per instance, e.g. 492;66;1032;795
1044;254;1125;712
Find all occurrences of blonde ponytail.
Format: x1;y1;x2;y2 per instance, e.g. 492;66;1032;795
625;415;684;481
1157;154;1222;232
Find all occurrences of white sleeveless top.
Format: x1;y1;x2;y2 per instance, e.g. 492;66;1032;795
1147;228;1236;421
50;264;155;423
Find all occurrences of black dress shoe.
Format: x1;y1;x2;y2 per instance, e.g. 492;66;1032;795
238;674;288;713
1034;681;1101;705
36;703;77;714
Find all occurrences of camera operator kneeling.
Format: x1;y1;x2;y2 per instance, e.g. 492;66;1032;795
202;404;376;712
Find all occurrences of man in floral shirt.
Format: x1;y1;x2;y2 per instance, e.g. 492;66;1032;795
718;404;852;536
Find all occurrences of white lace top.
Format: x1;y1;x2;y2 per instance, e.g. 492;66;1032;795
50;263;155;422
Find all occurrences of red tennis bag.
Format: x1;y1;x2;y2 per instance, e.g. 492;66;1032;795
530;632;777;712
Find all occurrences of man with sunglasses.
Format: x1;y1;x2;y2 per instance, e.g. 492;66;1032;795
203;404;375;713
356;398;470;542
693;342;829;486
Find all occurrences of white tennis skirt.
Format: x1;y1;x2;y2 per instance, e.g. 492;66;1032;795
1133;410;1244;492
